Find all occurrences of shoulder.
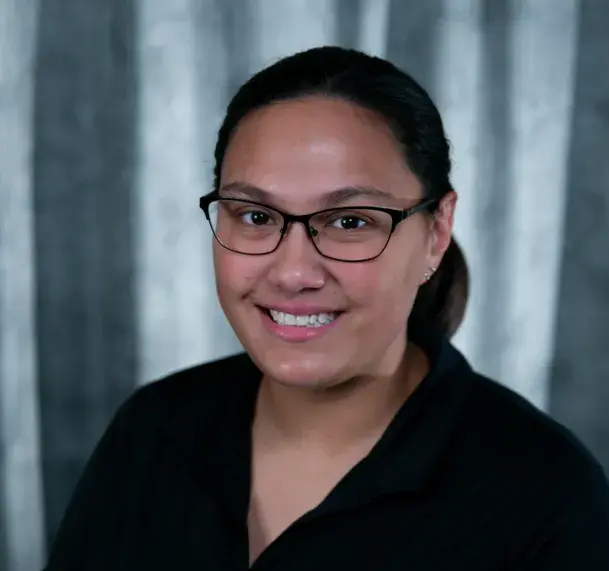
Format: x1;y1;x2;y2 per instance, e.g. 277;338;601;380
138;350;254;401
446;371;609;564
110;352;256;441
460;371;608;500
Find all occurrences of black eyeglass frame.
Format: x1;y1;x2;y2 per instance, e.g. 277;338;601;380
198;192;439;262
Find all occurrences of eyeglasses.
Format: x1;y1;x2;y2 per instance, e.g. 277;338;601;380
199;193;437;263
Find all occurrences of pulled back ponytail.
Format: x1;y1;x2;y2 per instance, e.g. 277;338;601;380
410;237;469;339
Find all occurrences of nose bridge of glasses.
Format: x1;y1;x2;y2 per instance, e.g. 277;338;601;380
282;212;319;238
269;217;324;268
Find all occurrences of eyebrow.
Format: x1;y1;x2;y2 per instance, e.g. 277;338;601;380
218;181;397;208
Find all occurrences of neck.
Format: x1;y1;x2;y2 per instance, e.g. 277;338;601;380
253;339;429;455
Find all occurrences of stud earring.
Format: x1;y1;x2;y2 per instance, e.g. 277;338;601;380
423;266;437;283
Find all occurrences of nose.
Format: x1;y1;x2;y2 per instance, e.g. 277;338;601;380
266;222;326;293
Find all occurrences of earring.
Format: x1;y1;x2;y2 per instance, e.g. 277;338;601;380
423;266;437;283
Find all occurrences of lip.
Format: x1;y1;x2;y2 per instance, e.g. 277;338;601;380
257;306;343;343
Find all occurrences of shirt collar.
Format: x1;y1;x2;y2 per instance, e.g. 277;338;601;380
311;327;474;516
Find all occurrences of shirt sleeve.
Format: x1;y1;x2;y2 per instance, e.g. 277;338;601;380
44;392;141;570
522;461;609;570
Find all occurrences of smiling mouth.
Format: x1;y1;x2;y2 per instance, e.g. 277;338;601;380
259;307;343;328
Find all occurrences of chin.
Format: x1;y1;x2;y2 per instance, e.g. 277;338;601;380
250;344;347;388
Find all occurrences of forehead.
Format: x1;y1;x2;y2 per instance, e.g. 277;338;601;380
220;97;421;206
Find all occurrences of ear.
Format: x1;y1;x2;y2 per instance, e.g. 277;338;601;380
428;191;457;268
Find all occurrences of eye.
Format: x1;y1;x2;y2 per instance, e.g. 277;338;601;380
329;215;367;230
241;210;272;226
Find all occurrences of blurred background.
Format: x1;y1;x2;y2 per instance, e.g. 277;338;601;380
1;0;608;569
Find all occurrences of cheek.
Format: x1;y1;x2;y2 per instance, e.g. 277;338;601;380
341;253;423;319
213;247;260;302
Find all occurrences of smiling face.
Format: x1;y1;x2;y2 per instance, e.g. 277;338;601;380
213;97;454;388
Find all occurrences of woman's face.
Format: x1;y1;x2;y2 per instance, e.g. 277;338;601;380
214;97;454;387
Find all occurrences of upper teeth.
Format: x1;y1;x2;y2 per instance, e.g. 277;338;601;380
269;310;337;327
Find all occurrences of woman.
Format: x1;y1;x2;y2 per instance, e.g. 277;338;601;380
46;46;609;570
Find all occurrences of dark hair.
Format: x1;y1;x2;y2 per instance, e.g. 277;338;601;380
213;46;469;338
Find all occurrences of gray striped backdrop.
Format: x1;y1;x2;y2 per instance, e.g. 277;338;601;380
1;1;608;569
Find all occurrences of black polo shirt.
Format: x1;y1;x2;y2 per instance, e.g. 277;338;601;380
45;330;609;570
